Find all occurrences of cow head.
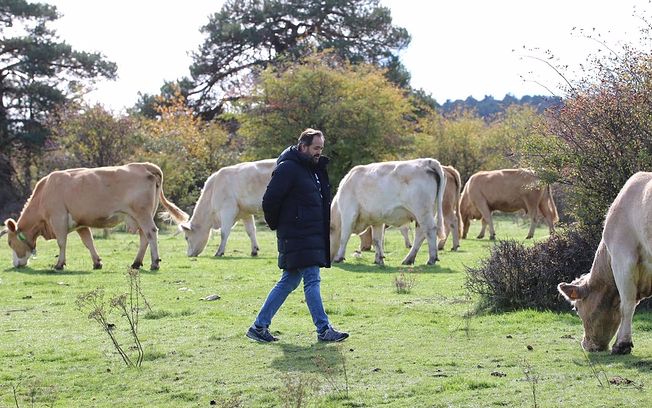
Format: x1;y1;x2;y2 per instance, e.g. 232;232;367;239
3;219;33;267
558;275;620;352
180;221;210;257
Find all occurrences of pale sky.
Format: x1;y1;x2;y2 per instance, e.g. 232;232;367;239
41;0;646;112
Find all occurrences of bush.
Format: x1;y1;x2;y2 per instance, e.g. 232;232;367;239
465;225;600;312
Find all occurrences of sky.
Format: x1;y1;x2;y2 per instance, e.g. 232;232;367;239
41;0;646;112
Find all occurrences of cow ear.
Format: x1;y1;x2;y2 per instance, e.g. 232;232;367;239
558;283;586;301
179;222;191;232
5;219;17;232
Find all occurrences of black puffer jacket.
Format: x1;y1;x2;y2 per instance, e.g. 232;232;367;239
262;146;331;270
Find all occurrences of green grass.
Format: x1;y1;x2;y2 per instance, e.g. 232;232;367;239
1;216;651;407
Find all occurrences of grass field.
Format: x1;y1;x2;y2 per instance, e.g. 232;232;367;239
1;216;651;407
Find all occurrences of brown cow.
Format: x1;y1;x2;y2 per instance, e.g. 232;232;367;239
558;172;652;354
1;163;188;270
358;165;462;251
460;168;558;240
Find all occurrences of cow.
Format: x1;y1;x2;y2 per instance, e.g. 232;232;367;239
1;163;188;270
558;172;652;354
357;165;462;252
330;158;446;266
459;168;558;240
179;159;275;257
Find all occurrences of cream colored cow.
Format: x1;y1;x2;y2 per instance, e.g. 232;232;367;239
559;172;652;354
358;164;462;251
180;159;275;257
2;163;187;270
330;158;446;266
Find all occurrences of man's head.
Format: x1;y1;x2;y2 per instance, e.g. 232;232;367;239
297;128;324;164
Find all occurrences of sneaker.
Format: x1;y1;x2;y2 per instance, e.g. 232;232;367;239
246;325;278;343
318;326;349;342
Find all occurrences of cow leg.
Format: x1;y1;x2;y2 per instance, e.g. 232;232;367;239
358;227;372;252
611;255;637;355
242;214;259;256
371;224;385;265
450;214;460;251
437;218;450;250
334;218;354;263
402;225;427;265
50;216;69;270
130;228;149;269
461;214;470;239
215;210;237;257
477;219;487;239
132;215;160;270
400;225;412;248
475;202;495;240
525;202;538;239
77;227;102;269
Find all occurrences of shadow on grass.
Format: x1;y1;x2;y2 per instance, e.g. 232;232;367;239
333;262;455;275
270;341;349;374
3;266;91;275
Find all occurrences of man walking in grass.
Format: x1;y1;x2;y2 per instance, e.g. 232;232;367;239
246;128;349;343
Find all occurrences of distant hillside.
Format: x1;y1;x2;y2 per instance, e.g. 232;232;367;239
437;94;562;119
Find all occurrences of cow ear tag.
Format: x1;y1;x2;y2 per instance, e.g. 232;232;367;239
17;231;27;242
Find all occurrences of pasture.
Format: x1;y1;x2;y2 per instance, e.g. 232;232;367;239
1;218;651;407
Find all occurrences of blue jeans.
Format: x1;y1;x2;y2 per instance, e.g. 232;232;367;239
254;265;330;333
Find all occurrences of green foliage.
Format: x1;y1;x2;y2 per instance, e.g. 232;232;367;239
0;0;116;204
238;53;412;187
412;107;537;181
134;89;238;210
45;103;139;169
188;0;410;119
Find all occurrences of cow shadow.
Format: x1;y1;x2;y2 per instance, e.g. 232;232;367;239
270;341;350;374
3;266;91;275
332;262;455;274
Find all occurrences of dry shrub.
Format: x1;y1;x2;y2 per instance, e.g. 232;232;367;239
465;225;600;312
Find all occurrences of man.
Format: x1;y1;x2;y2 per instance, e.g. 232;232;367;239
246;128;349;343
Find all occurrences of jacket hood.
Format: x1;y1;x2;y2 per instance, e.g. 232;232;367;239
277;145;329;169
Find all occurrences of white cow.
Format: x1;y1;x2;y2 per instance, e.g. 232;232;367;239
330;158;446;266
558;172;652;354
180;159;275;257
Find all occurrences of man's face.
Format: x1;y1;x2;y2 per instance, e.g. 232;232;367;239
299;136;324;164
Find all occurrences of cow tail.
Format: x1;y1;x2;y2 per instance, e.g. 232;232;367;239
147;163;189;224
452;168;463;236
160;190;189;224
433;161;446;240
546;184;559;223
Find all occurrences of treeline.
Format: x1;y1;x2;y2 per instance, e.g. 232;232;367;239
437;94;562;120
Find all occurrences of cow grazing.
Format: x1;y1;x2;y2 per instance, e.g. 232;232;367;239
330;158;446;266
558;172;652;355
459;168;558;240
179;159;275;257
357;165;462;252
1;163;188;270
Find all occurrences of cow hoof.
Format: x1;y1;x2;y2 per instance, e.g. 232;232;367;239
611;342;633;355
93;262;103;270
131;261;143;269
489;235;496;241
476;235;484;239
251;251;258;257
525;235;533;239
333;257;345;263
427;258;438;265
214;252;224;257
54;264;65;271
401;260;415;266
451;246;459;251
150;264;160;271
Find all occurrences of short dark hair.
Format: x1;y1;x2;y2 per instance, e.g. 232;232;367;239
297;128;324;146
